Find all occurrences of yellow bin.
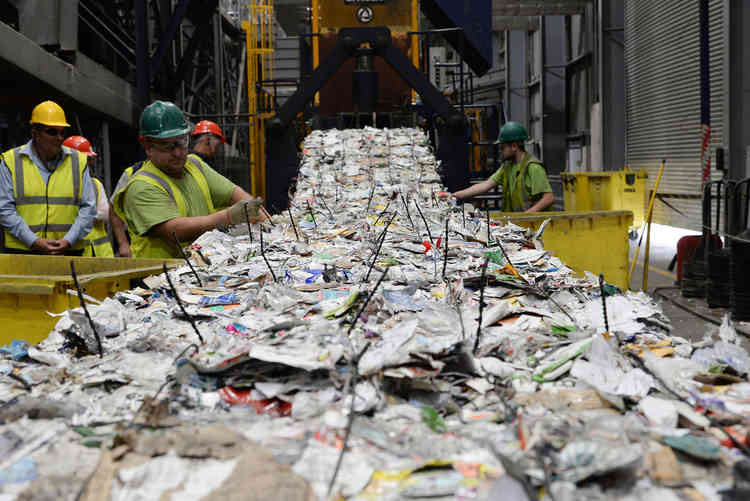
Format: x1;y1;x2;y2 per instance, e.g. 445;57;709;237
489;210;633;290
560;169;647;227
0;255;180;346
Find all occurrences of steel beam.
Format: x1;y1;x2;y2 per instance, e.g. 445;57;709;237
727;0;750;179
213;14;226;123
135;0;150;109
172;18;215;94
150;0;191;77
493;1;589;17
542;15;567;184
506;30;528;127
0;22;138;126
493;16;540;32
601;0;625;172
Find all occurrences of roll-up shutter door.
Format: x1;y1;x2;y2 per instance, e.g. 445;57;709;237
625;0;725;231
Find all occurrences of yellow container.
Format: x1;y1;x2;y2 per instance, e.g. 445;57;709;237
560;169;647;227
0;256;180;346
489;210;634;290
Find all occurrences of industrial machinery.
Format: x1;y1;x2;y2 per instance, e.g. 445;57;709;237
246;0;493;211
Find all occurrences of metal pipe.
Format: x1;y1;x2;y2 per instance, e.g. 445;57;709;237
70;261;103;358
641;159;666;291
231;47;247;149
699;0;711;188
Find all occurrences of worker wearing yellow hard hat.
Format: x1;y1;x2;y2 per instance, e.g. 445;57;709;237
451;122;554;212
0;101;96;255
63;135;115;257
113;101;268;259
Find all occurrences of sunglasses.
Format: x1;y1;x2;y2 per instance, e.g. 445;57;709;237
148;136;189;153
42;128;66;138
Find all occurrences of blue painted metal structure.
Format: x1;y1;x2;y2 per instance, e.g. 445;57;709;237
420;0;493;77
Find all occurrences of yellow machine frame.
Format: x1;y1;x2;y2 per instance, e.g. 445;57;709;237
311;0;420;104
244;0;420;201
465;107;485;174
243;0;275;201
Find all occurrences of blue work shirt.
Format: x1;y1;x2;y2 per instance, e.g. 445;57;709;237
0;140;96;248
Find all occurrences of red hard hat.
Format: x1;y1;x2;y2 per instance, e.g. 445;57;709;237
63;136;97;157
192;120;226;143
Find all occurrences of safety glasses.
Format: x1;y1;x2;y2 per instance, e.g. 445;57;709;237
148;135;189;153
42;128;67;138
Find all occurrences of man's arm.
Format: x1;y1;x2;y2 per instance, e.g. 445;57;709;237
523;164;555;213
109;206;131;257
230;186;252;203
61;168;96;247
94;181;109;222
0;155;42;249
525;192;554;213
151;210;229;243
452;178;499;200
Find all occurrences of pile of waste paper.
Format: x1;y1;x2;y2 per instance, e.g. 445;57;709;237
2;127;750;500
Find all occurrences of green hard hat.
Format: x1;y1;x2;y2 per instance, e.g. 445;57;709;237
139;101;190;139
498;121;529;144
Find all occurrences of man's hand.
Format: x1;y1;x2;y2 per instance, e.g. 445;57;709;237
55;239;72;252
118;242;132;258
227;198;263;225
48;239;71;255
30;238;59;254
31;238;71;255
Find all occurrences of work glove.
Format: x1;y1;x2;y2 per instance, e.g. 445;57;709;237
227;198;263;225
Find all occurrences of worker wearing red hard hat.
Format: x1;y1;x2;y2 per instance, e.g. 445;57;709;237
63;135;97;160
63;136;114;257
190;120;226;163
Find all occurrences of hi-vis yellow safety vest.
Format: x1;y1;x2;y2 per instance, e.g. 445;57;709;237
82;178;114;257
113;156;215;259
500;152;545;212
0;146;89;251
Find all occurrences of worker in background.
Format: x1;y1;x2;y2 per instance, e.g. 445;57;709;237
190;120;226;163
113;101;265;259
108;158;144;257
63;136;114;257
450;122;555;213
0;101;96;255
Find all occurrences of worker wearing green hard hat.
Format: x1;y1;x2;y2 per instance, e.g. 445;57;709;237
451;121;554;212
112;101;267;259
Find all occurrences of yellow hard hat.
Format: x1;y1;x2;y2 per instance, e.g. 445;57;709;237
29;100;70;127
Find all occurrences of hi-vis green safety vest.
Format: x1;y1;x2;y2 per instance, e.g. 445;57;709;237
0;146;89;251
500;152;545;212
82;178;114;257
113;155;215;259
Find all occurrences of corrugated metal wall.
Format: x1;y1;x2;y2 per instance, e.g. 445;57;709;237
625;0;725;230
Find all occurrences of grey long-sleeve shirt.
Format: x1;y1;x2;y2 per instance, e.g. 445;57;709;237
0;141;96;248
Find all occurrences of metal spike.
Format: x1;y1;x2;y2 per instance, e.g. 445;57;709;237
70;261;103;358
473;257;490;354
172;231;203;287
162;262;205;345
259;226;278;282
288;207;300;241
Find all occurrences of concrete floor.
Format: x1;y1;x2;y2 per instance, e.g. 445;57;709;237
627;223;749;348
